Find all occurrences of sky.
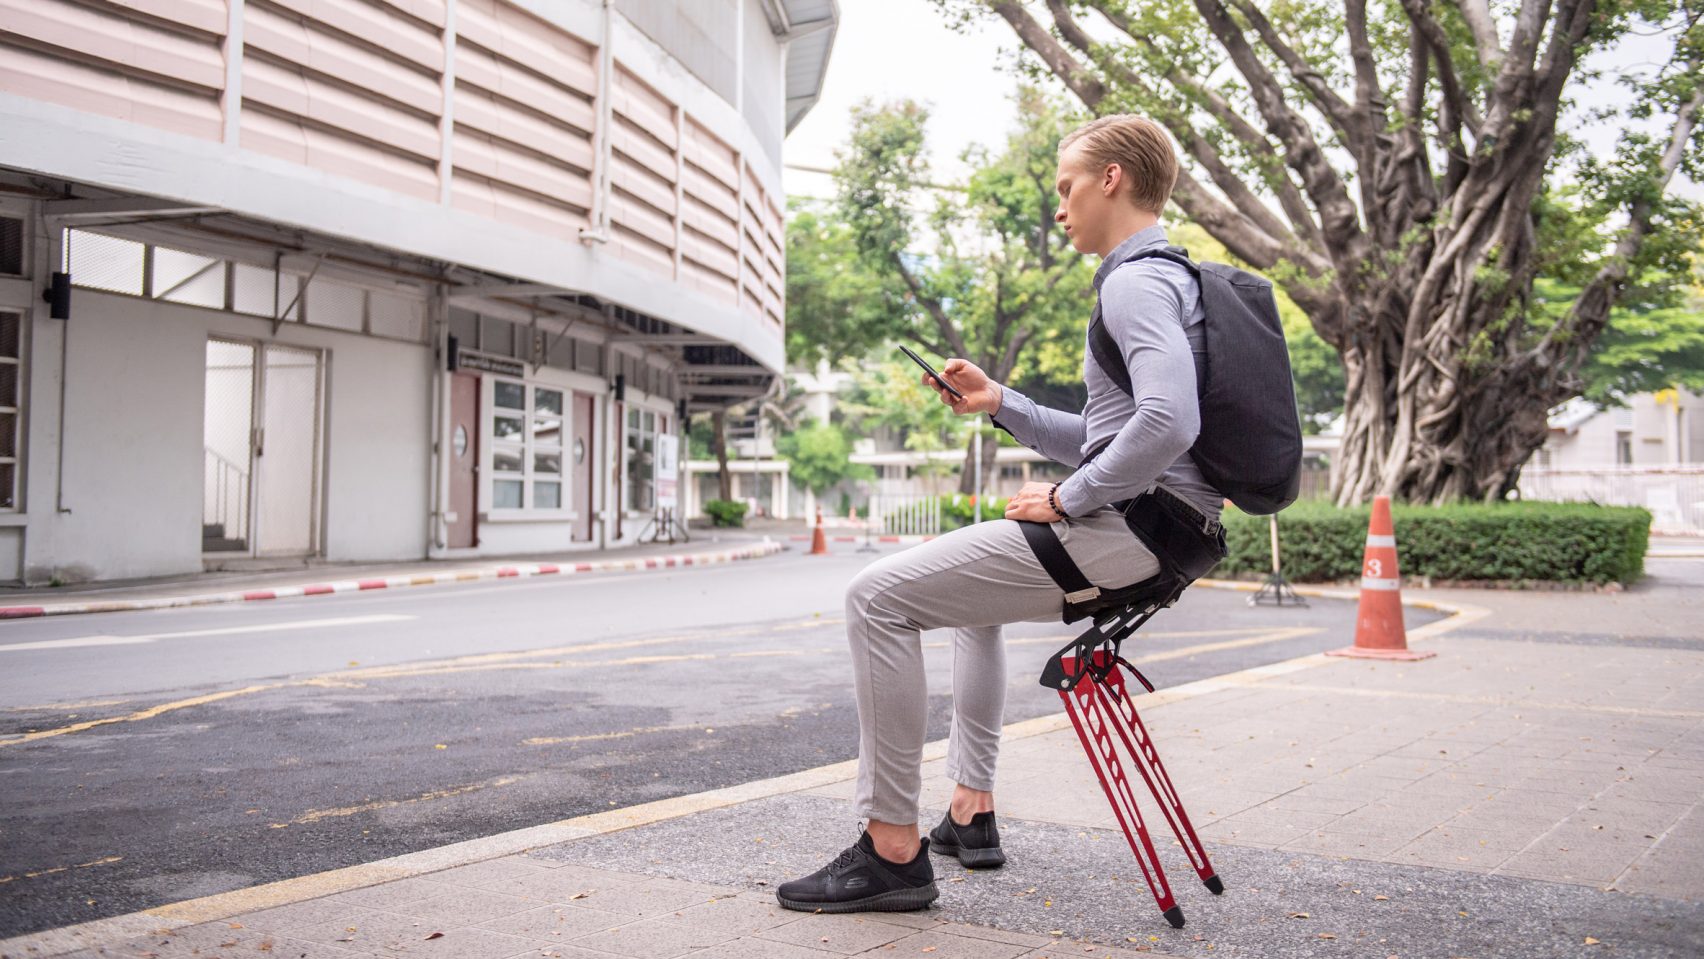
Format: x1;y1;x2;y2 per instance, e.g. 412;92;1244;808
781;1;1698;206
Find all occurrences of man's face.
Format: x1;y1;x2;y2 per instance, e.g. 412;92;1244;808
1054;142;1115;254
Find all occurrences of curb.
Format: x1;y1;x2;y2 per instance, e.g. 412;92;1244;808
0;582;1489;959
786;533;937;545
0;540;785;621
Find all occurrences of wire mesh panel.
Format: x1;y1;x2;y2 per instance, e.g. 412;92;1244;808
65;230;145;295
153;247;225;309
255;345;323;555
0;311;19;509
203;339;255;549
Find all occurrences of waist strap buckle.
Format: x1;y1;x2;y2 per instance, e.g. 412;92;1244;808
1065;586;1102;605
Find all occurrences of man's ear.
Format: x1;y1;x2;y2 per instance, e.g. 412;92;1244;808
1102;162;1123;198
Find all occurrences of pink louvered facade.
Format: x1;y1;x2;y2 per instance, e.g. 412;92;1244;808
0;0;794;348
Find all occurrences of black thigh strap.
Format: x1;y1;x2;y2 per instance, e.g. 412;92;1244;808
1018;520;1099;603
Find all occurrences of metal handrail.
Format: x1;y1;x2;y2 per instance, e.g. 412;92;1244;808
204;447;249;543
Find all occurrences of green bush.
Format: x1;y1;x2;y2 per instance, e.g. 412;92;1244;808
702;499;749;528
940;494;1011;530
1218;500;1650;585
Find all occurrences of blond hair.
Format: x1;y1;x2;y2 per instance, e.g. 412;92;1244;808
1059;115;1178;214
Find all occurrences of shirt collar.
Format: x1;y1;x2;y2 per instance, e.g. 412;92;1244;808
1092;223;1169;291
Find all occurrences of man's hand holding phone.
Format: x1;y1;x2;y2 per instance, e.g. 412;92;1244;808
922;357;1002;417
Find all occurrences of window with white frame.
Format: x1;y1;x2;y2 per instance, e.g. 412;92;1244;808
625;408;663;513
490;379;566;511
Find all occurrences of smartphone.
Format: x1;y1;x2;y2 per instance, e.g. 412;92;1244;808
899;345;965;400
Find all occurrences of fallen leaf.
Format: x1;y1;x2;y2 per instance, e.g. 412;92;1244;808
921;948;937;954
1288;912;1311;919
434;744;447;750
569;892;589;900
1374;895;1390;901
1318;933;1337;940
424;932;444;940
1457;911;1468;918
948;877;965;883
1585;937;1601;946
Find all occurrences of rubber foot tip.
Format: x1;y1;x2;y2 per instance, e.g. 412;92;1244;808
1204;875;1224;895
1163;906;1185;929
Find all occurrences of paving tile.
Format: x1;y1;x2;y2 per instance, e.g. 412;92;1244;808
475;903;631;941
325;876;459;911
61;927;377;959
285;907;539;957
1276;829;1419;859
935;922;1052;948
380;886;541;925
569;917;731;958
756;913;912;954
564;878;734;920
426;856;561;889
678;937;848;959
852;928;1032;958
484;865;649;903
653;897;797;937
229;898;380;937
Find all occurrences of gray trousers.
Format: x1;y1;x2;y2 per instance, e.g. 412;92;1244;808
845;505;1160;824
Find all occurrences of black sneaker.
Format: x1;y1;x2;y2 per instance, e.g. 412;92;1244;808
929;810;1006;868
776;831;939;913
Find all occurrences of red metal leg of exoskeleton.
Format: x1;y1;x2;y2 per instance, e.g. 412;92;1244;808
1058;652;1222;929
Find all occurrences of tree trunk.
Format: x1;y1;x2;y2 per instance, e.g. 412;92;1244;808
955;426;1001;497
710;410;732;501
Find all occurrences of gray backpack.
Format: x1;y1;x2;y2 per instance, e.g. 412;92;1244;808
1088;245;1303;515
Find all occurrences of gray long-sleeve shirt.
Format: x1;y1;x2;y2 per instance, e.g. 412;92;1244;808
991;224;1223;519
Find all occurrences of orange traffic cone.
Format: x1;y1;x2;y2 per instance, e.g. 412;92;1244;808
1326;495;1435;661
809;505;830;555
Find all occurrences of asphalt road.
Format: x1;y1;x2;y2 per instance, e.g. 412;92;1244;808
0;543;1436;940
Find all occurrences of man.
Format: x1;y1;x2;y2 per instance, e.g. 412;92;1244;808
778;114;1221;913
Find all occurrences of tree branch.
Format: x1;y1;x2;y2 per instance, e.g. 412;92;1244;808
1554;70;1704;357
1191;0;1366;258
1046;0;1309;251
1398;0;1485;135
1226;0;1361;150
1082;1;1327;255
988;1;1106;108
891;251;971;357
1451;0;1504;71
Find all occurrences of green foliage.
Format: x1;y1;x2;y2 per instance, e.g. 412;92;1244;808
785;201;905;366
701;499;749;528
1216;501;1651;585
776;422;875;496
839;358;968;477
829;91;1097;392
940;494;1011;530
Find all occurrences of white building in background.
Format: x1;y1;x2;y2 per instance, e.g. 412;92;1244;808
0;0;837;585
1537;391;1704;468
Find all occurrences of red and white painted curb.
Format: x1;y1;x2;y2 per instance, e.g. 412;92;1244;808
786;533;938;545
0;539;784;621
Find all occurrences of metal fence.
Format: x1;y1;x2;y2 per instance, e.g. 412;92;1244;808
1517;466;1704;534
869;493;943;537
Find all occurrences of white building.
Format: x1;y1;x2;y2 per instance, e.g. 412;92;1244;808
1537;391;1704;468
0;0;838;584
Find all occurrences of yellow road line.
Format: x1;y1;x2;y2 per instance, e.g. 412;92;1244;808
0;856;123;886
282;776;525;828
0;621;1321;749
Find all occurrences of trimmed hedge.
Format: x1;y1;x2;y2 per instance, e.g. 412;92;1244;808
1218;500;1651;585
702;499;749;527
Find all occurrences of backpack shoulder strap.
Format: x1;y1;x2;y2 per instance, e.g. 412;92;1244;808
1087;245;1199;397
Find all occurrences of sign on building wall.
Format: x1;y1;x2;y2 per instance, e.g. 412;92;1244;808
656;433;679;510
457;348;525;378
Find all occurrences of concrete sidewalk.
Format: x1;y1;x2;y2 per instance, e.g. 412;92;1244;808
0;535;782;620
5;582;1701;959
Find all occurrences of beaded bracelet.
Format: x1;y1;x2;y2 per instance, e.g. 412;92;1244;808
1047;483;1068;519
